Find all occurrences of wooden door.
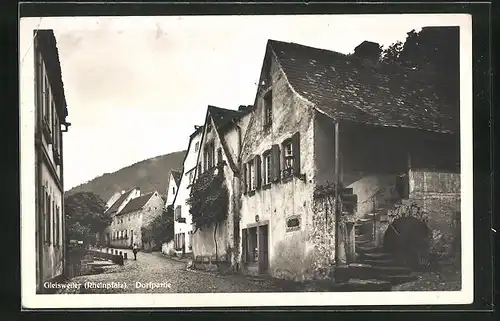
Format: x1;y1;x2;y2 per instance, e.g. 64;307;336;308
258;225;269;273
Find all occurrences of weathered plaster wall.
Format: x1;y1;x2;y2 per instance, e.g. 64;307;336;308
240;53;317;281
165;175;178;207
40;162;64;282
171;131;202;254
191;119;238;264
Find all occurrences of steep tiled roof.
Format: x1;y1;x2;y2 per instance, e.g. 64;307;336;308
105;188;135;214
36;30;68;120
171;170;182;187
118;192;156;215
208;105;243;128
268;40;458;134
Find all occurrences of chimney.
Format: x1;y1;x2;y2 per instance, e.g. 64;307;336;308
354;41;382;62
238;105;247;111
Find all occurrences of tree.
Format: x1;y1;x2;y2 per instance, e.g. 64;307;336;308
141;205;175;251
381;27;460;114
64;191;110;244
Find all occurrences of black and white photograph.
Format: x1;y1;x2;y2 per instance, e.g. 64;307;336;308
20;12;473;308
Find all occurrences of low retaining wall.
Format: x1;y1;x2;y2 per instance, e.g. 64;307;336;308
193;254;231;272
88;249;125;265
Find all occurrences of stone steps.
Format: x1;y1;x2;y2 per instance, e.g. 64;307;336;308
359;258;399;267
378;273;419;285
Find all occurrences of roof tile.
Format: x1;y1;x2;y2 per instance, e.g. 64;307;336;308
268;40;458;133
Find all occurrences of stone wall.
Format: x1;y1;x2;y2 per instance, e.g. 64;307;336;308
409;169;461;257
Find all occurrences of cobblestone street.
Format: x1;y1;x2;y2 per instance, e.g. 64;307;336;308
58;248;286;294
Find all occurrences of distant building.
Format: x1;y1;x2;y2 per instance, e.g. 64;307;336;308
191;105;252;268
34;30;71;293
106;190;164;250
102;188;140;246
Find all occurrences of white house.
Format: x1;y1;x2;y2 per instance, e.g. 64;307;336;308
170;125;204;256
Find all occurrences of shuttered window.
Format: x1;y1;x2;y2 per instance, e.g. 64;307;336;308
282;132;301;179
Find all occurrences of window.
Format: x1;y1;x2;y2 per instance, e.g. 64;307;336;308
175;205;182;221
203;142;215;170
189;171;194;184
43;69;50;123
44;189;51;244
194;142;200;152
283;140;294;170
263;151;272;185
55;205;60;246
263;90;272;128
282;133;301;179
172;187;176;195
286;216;301;232
52;199;56;245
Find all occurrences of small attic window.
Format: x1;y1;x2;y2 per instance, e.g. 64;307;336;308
263;90;272;129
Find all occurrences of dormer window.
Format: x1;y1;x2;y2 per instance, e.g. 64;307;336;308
263;90;272;129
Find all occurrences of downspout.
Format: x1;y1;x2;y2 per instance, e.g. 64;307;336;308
37;145;43;291
234;123;242;270
333;122;341;274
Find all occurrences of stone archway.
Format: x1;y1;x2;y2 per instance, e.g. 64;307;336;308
383;216;431;269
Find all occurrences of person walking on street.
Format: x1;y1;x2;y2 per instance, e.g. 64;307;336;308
133;243;138;260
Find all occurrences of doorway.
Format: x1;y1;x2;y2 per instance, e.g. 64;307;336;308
130;230;134;247
258;225;269;273
242;222;270;275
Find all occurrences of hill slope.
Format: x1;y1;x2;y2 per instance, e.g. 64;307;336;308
66;150;186;202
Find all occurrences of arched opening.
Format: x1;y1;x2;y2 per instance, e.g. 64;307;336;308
383;216;431;269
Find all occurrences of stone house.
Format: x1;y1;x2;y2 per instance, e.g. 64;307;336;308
190;105;252;269
237;39;459;281
105;189;164;249
103;188;140;245
34;30;71;293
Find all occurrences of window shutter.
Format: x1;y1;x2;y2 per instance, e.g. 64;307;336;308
52;200;56;244
292;132;301;176
271;144;280;182
241;229;248;263
243;164;248;194
255;155;262;189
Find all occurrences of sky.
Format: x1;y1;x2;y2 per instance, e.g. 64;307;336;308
20;14;466;190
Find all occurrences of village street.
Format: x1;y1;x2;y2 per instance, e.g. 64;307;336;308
58;248;287;294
